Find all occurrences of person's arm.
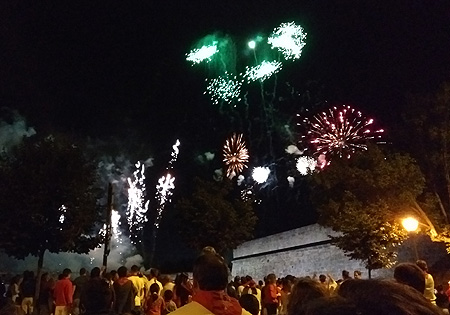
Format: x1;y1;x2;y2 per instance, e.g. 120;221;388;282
66;281;73;307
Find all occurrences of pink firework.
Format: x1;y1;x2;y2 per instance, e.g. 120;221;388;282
223;133;249;178
299;105;384;162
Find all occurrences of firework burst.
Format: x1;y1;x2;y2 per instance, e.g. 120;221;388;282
296;156;317;175
205;74;243;104
186;42;219;64
268;22;307;60
244;61;282;82
223;133;249;179
252;166;270;184
299;105;384;161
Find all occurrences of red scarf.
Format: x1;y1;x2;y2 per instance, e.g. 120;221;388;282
193;290;242;315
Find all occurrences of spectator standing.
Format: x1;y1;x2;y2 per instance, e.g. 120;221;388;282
113;266;135;315
161;276;175;297
163;290;177;315
435;284;449;312
417;260;437;305
170;253;251;315
145;283;164;315
53;269;73;315
279;277;292;315
242;278;261;314
146;269;163;296
173;274;192;307
72;268;89;315
262;274;278;315
38;273;54;315
129;265;146;312
80;267;114;315
20;271;35;315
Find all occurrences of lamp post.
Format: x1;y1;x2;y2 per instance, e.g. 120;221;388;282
402;217;419;260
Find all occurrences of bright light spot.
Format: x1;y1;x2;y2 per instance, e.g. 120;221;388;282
402;217;419;232
296;156;317;175
245;61;282;82
287;176;295;188
186;43;219;64
252;167;270;184
268;22;307;60
58;205;67;224
248;40;256;49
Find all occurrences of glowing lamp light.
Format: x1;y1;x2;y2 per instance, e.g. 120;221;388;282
252;167;270;184
402;217;419;232
248;40;256;49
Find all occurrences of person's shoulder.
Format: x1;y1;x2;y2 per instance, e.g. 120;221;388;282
170;302;214;315
242;309;252;315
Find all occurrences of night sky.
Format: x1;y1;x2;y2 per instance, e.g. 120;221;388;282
1;1;450;269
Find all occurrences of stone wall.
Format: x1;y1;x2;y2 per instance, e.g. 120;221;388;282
231;224;450;281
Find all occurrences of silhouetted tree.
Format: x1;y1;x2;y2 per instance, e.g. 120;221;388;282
176;177;257;254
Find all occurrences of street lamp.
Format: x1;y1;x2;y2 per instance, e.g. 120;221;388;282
402;217;419;260
248;40;256;49
402;217;419;232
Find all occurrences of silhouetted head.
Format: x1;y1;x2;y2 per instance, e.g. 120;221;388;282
193;253;229;291
394;263;425;294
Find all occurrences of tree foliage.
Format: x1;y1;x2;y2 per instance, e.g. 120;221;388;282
401;82;450;223
311;146;426;273
176;177;257;254
0;135;103;261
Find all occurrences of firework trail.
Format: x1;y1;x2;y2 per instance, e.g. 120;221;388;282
299;105;384;163
126;161;149;244
154;139;181;229
223;133;250;179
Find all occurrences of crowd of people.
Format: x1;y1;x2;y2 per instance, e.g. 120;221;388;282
0;252;449;315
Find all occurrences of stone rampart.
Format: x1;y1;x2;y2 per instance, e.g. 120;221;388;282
232;224;394;280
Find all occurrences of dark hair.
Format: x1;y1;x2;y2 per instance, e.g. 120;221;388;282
319;275;326;283
239;294;259;315
41;272;49;281
90;267;101;278
287;277;326;315
416;260;428;272
150;283;160;294
201;246;217;255
342;270;350;279
117;266;128;278
266;273;276;284
338;279;443;315
62;268;72;278
394;263;425;293
80;268;87;275
164;290;174;301
193;253;229;291
303;296;357;315
131;265;140;273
